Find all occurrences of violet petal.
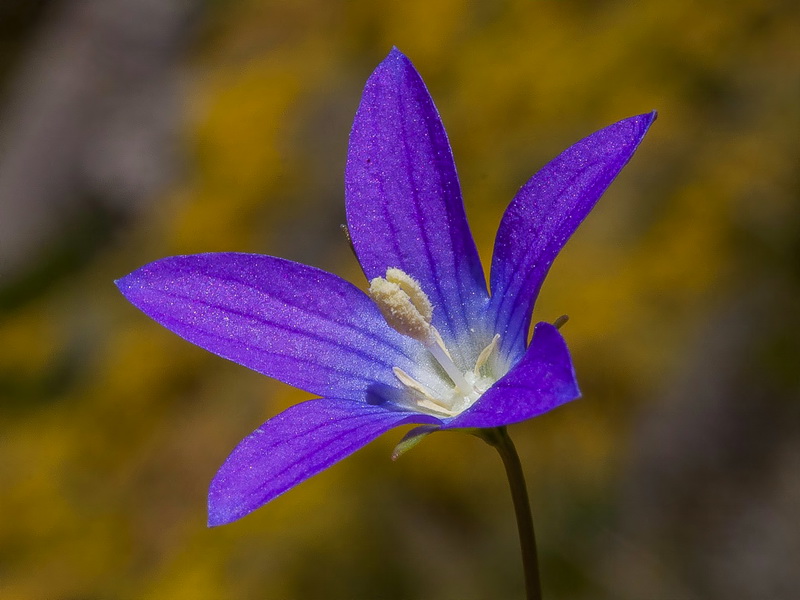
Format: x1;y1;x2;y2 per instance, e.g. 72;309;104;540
208;398;441;525
345;48;488;351
490;112;656;359
116;253;422;402
444;322;580;429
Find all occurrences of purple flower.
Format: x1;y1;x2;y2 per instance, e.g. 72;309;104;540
117;49;655;526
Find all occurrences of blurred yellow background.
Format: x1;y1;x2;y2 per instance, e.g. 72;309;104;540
1;1;798;598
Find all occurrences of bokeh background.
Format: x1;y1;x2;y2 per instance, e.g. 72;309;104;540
1;1;798;598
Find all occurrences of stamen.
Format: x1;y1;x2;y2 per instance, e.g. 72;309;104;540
370;267;500;416
392;367;456;416
392;367;437;401
368;275;432;341
385;268;433;323
416;400;457;417
427;341;472;395
473;334;500;376
430;326;453;361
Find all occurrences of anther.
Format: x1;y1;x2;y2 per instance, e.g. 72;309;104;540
392;367;437;402
392;367;455;416
368;271;432;342
385;268;433;323
473;334;500;376
369;267;473;400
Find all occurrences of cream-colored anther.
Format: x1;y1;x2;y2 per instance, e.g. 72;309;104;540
473;334;500;376
392;367;435;400
370;267;475;401
368;270;433;342
392;367;455;416
385;268;433;322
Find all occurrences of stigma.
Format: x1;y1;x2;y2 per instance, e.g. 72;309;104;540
369;268;502;417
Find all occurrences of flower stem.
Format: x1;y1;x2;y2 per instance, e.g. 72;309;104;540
480;426;542;600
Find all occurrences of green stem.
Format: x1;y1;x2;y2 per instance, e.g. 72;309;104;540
480;426;542;600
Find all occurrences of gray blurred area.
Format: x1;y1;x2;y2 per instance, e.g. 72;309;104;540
608;281;800;599
0;0;200;284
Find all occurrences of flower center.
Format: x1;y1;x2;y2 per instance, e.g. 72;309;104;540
368;268;501;417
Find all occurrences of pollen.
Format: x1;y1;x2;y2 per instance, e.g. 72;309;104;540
369;267;505;418
368;269;433;342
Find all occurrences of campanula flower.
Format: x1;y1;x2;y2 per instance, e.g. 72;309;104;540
117;49;655;526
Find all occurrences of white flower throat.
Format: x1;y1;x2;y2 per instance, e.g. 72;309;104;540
368;268;502;418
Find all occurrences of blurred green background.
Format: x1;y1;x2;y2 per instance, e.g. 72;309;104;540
1;1;798;598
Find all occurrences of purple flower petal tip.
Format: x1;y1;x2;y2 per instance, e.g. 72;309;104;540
207;399;439;526
116;253;421;402
489;110;657;356
117;49;655;524
345;47;488;353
